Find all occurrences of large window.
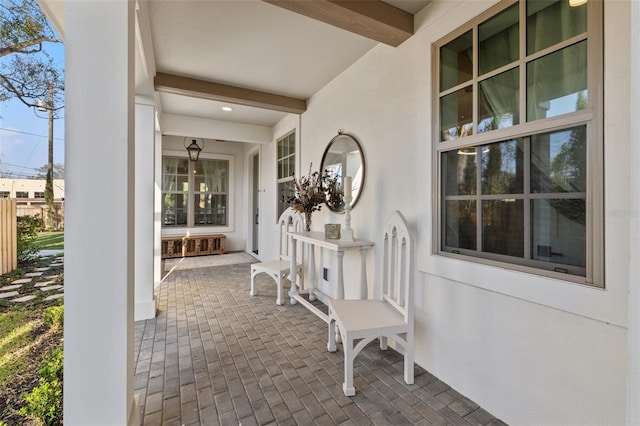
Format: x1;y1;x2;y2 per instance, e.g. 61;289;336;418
276;131;296;219
435;0;602;286
162;156;229;228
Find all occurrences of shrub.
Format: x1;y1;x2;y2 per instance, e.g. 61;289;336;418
43;306;63;329
19;348;63;426
17;215;42;264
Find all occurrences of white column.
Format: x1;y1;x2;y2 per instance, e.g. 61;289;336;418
135;98;156;321
64;1;137;425
628;1;640;424
153;128;162;287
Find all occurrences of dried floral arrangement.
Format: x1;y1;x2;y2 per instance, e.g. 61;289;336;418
286;164;344;230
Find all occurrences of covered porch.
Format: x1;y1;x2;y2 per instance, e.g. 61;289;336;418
36;0;640;424
134;258;502;425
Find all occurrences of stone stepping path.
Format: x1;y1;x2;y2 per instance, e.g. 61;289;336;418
34;281;57;288
39;285;63;292
0;291;19;299
1;256;65;303
45;294;64;301
11;295;37;303
1;284;23;291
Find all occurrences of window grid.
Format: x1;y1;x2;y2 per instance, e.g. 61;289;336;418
162;157;229;228
434;0;602;286
276;131;296;219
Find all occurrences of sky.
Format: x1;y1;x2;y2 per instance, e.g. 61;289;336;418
0;40;65;179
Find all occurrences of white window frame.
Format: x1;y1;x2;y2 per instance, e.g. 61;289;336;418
276;130;296;220
432;0;603;287
161;150;235;235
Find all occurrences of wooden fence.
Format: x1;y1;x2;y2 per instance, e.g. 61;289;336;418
0;198;17;275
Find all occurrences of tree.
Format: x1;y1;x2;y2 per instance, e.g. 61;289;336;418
34;162;64;180
1;0;64;230
1;0;63;108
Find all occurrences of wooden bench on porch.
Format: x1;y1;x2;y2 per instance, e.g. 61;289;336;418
161;234;226;259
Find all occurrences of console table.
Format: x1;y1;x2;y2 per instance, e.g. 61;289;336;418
288;231;373;323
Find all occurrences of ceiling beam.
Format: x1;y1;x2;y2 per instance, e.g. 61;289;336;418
154;72;307;114
263;0;414;47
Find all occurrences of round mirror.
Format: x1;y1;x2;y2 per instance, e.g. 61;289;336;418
321;132;365;212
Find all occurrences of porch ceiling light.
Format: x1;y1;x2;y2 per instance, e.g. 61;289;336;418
184;137;204;161
569;0;587;6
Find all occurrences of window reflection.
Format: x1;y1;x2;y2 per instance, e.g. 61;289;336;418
527;42;587;121
479;3;519;75
481;139;524;194
445;200;477;250
441;87;473;141
443;150;477;196
531;125;586;193
483;199;524;257
440;30;473;91
478;69;520;133
531;198;585;267
527;0;587;55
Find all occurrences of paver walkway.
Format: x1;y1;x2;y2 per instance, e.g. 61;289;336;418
134;261;507;425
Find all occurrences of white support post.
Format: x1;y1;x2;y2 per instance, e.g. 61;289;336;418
64;1;137;424
135;98;157;321
628;1;640;424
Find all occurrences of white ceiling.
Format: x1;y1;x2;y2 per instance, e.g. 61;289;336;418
140;0;431;129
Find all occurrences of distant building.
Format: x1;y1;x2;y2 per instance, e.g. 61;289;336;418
0;178;65;229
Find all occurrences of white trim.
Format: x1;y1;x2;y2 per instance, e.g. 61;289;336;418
160;150;235;234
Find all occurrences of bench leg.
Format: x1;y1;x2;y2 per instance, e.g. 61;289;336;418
342;333;355;396
328;319;337;352
250;269;257;296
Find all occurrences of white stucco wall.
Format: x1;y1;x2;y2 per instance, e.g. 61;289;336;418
257;115;302;262
276;0;630;424
161;135;247;252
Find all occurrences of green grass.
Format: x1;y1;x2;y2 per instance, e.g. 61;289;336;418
35;232;64;250
0;311;39;388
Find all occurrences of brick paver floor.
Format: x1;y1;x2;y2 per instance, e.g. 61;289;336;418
134;262;507;426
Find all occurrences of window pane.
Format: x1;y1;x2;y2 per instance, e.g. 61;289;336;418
287;134;295;154
194;194;227;226
531;126;586;193
177;159;188;174
481;139;524;194
200;160;228;193
531;198;585;267
278;180;295;219
482;199;524;257
443;150;477;196
163;193;188;226
440;30;473;92
444;200;477;250
277;140;284;159
440;86;473;141
527;41;587;121
479;3;519;75
527;0;587;55
177;176;189;192
478;68;519;133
